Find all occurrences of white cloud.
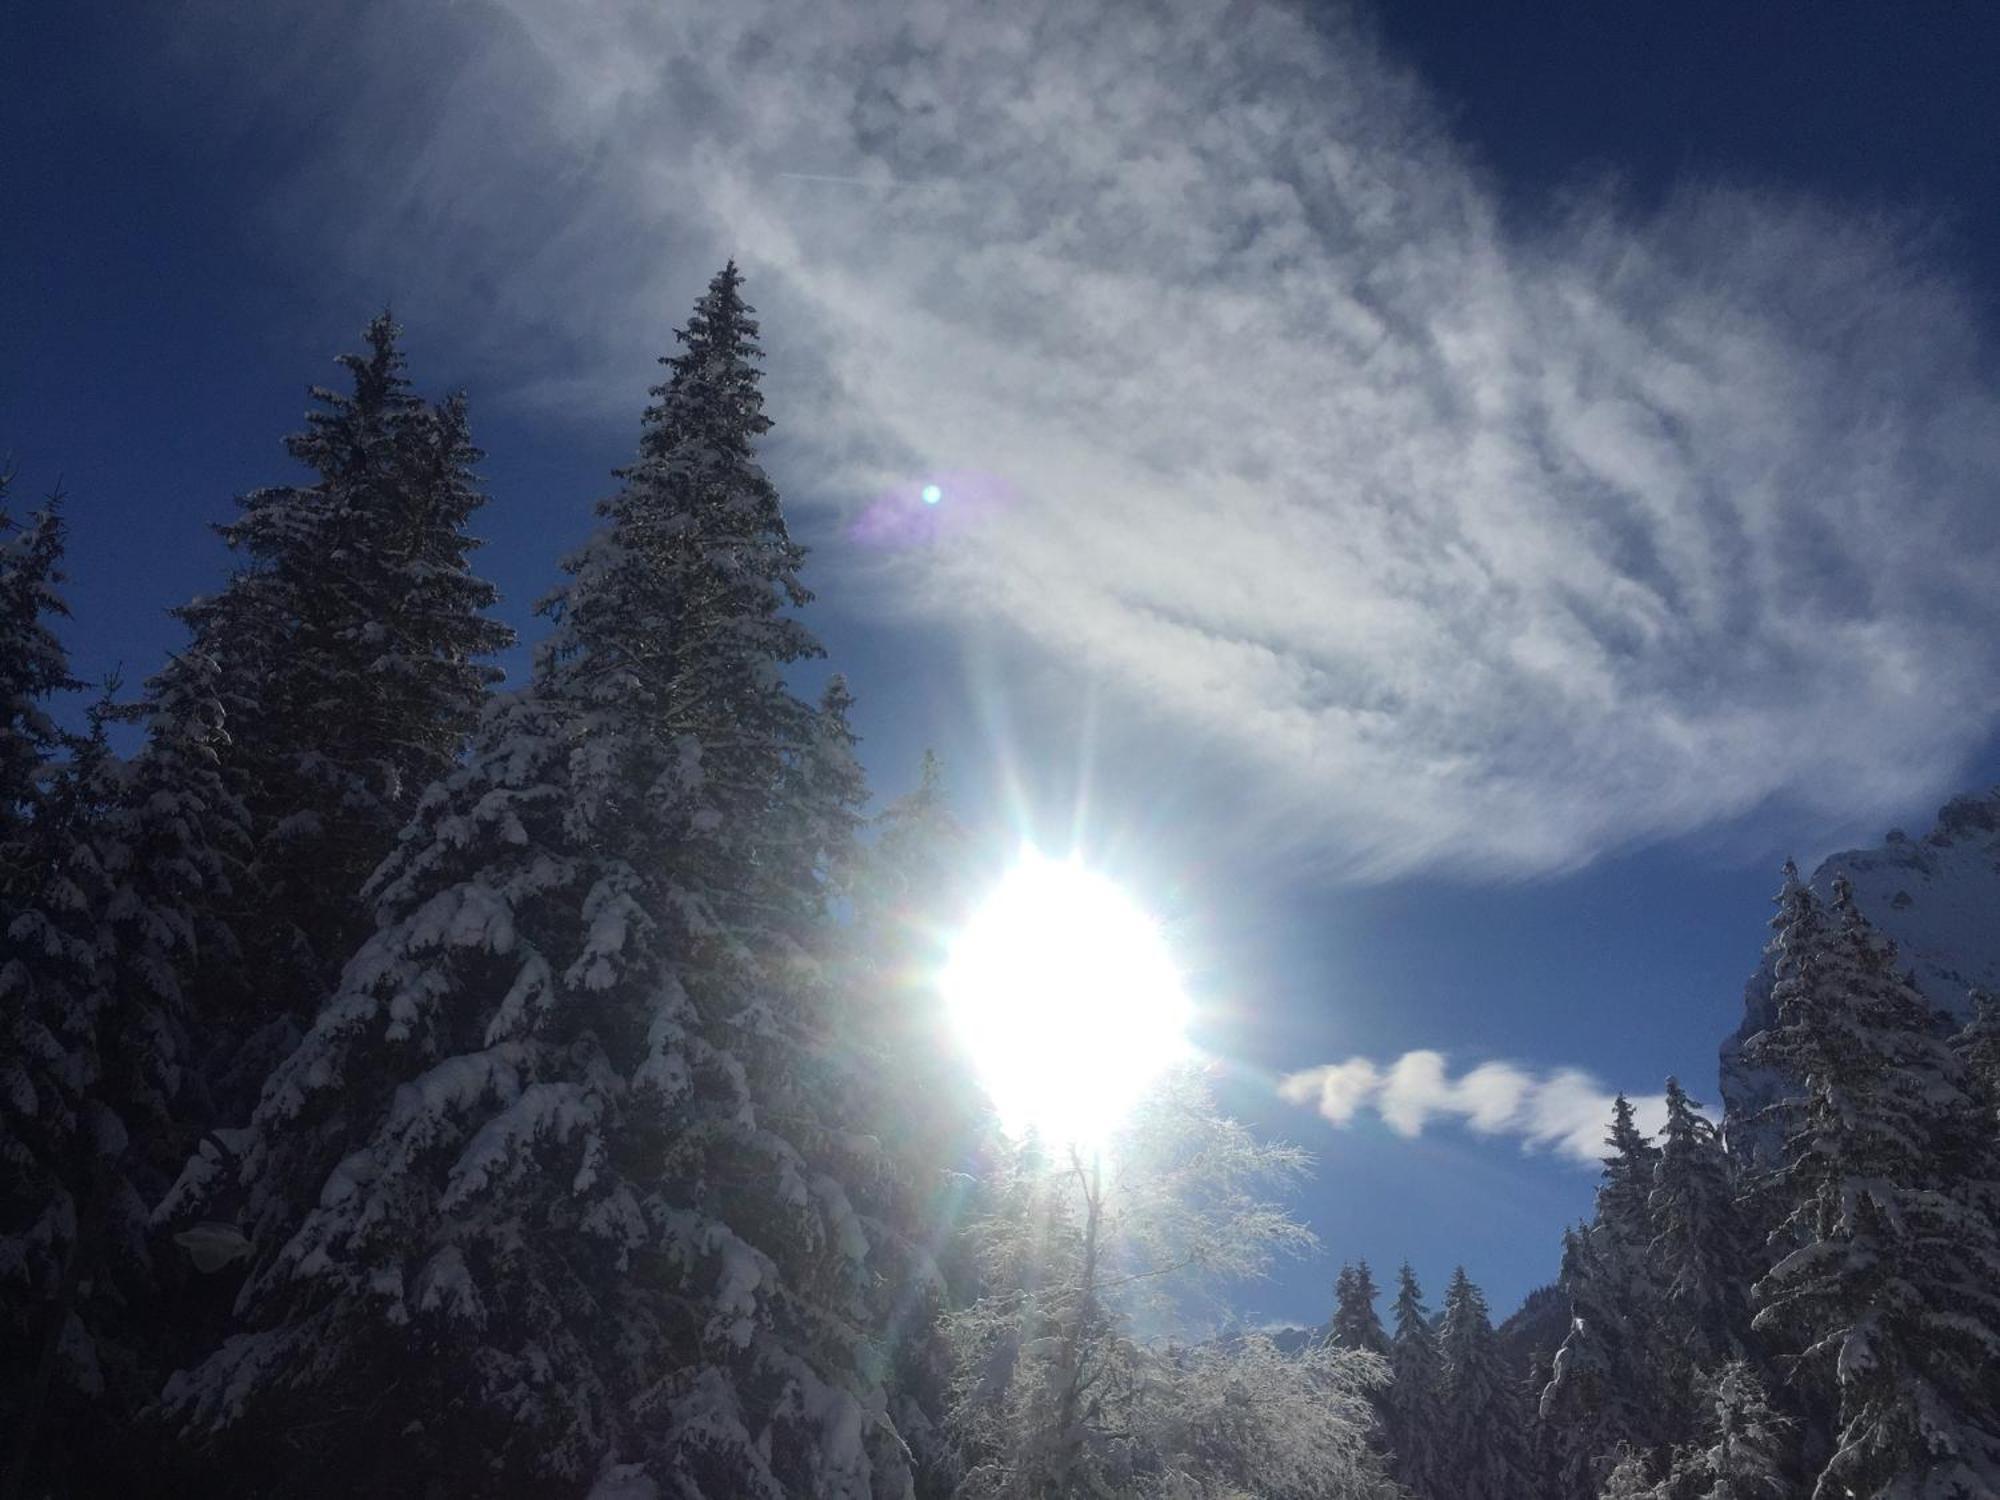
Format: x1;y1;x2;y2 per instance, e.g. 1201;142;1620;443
1279;1051;1669;1165
172;0;2000;877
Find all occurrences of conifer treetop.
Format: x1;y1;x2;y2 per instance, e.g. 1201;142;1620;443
157;268;901;1497
0;480;79;852
1746;864;2000;1497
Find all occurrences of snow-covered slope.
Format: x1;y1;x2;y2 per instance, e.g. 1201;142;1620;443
1719;787;2000;1155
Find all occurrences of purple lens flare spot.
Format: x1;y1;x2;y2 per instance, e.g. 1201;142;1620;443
848;471;1017;549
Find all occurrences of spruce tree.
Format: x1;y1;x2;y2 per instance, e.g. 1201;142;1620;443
0;478;77;887
1649;1078;1746;1364
1542;1226;1625;1498
1671;1361;1797;1500
1646;1075;1752;1455
842;753;992;1500
2;651;246;1496
1543;1097;1669;1498
1600;1093;1662;1241
1329;1258;1394;1473
1744;867;2000;1497
1385;1262;1449;1500
1439;1266;1532;1500
167;315;509;1087
1526;1346;1563;1494
0;489;86;1496
1951;990;2000;1132
1331;1259;1390;1356
157;266;905;1496
1600;1446;1670;1499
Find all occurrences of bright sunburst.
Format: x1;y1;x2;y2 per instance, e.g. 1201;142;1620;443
940;848;1192;1145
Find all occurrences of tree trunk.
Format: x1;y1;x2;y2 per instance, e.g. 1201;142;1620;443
1046;1151;1102;1498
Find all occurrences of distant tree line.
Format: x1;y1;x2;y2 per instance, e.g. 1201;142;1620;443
5;265;1997;1498
1324;871;2000;1497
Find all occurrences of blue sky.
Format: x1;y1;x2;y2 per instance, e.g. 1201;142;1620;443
6;1;1999;1325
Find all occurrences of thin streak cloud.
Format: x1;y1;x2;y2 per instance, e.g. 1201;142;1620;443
167;0;2000;877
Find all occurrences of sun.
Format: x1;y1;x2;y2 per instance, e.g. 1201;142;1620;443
940;848;1192;1145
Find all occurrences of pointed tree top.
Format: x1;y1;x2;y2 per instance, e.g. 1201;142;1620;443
634;263;776;472
339;309;409;392
1770;858;1824;952
1391;1262;1433;1340
675;261;757;354
1659;1075;1710;1126
1604;1093;1653;1158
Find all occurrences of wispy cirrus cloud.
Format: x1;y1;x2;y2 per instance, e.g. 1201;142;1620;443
167;0;2000;877
1279;1052;1670;1165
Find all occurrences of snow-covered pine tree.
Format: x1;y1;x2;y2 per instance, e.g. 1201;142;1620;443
1664;1361;1797;1500
1385;1261;1449;1500
766;700;993;1500
840;753;994;1500
1951;990;2000;1133
1542;1097;1670;1498
1600;1446;1670;1499
1439;1265;1533;1500
1542;1226;1616;1497
1328;1258;1395;1471
166;315;509;1089
2;650;247;1496
157;266;906;1497
0;485;87;1497
843;750;989;1188
1331;1259;1391;1356
1601;1093;1663;1239
1645;1075;1752;1448
1649;1078;1745;1365
782;675;869;919
0;477;77;886
849;752;969;1003
1743;866;2000;1498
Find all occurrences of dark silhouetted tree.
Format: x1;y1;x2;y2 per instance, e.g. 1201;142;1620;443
1385;1262;1449;1500
166;316;509;1102
158;267;907;1496
1332;1259;1391;1357
1440;1266;1532;1500
1743;867;2000;1497
1541;1097;1668;1497
2;648;245;1496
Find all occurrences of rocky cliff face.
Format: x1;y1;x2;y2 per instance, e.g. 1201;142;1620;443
1718;787;2000;1157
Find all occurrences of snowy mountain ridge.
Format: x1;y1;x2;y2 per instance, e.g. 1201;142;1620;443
1719;786;2000;1151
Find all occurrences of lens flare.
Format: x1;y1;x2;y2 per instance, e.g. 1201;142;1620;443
846;471;1016;549
940;848;1191;1145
